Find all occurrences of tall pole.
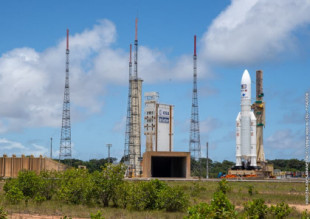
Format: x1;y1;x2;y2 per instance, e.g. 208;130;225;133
189;35;201;177
50;137;53;159
124;44;132;165
107;144;112;163
306;92;309;205
59;29;72;165
206;142;209;179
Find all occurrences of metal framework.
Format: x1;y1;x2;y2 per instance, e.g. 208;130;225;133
129;18;142;176
306;92;309;205
189;35;201;174
59;29;72;163
124;44;132;165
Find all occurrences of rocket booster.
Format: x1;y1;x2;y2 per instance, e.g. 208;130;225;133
236;70;257;168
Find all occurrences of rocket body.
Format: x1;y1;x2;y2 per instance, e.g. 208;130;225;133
236;70;257;168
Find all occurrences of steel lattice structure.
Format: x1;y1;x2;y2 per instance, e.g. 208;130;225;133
124;44;132;165
129;18;142;176
189;35;201;168
59;29;72;163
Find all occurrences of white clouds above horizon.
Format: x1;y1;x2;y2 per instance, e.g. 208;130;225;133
0;19;202;133
0;138;48;157
202;0;310;65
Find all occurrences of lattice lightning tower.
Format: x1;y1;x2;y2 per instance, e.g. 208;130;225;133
124;44;132;164
59;29;72;162
129;18;142;176
189;35;201;162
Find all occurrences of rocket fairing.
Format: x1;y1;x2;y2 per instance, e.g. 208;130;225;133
236;70;257;168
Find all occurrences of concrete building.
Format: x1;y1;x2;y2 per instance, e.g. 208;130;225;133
0;154;66;178
144;92;174;152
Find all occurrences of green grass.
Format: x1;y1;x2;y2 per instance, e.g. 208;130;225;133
0;180;307;218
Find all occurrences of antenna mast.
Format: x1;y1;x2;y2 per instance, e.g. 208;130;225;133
59;29;72;164
124;44;132;164
189;35;202;177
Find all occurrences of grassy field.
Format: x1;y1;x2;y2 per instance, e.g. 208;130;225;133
0;180;307;218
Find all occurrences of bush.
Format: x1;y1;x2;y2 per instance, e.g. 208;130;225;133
248;185;254;196
185;191;237;219
0;206;8;219
217;179;231;194
243;198;269;219
186;202;214;219
91;164;126;207
156;186;189;212
57;169;93;205
5;186;24;204
90;210;105;219
17;170;41;199
269;202;291;218
127;179;168;210
211;191;237;218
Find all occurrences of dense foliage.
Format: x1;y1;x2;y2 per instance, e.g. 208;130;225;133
185;180;293;219
3;166;188;213
58;158;117;172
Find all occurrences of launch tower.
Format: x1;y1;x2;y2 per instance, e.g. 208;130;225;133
129;19;143;176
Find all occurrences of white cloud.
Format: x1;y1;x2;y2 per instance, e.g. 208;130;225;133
202;0;310;65
0;19;209;133
265;129;304;159
200;117;222;134
0;138;48;156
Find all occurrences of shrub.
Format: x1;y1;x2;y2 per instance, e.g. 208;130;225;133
248;185;254;196
186;202;214;219
90;210;105;219
17;170;41;199
217;179;231;194
5;186;24;204
91;164;126;207
156;186;189;212
57;168;92;204
269;202;291;218
243;198;269;219
113;182;130;208
0;206;8;219
185;191;237;218
211;191;237;218
302;209;310;219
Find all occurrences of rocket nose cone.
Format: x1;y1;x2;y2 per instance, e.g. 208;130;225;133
241;69;251;84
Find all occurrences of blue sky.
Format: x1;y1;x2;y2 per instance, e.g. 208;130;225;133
0;0;309;162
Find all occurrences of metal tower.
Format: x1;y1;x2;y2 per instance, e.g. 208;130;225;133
124;44;132;164
59;29;72;163
129;18;142;176
189;35;201;170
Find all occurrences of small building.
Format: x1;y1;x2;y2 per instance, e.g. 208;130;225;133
144;92;174;152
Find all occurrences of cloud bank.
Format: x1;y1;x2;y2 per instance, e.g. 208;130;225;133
202;0;310;65
0;20;202;133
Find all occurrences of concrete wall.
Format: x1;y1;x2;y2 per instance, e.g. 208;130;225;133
142;151;191;178
0;155;66;178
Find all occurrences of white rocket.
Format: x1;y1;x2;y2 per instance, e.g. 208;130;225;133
236;70;257;168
